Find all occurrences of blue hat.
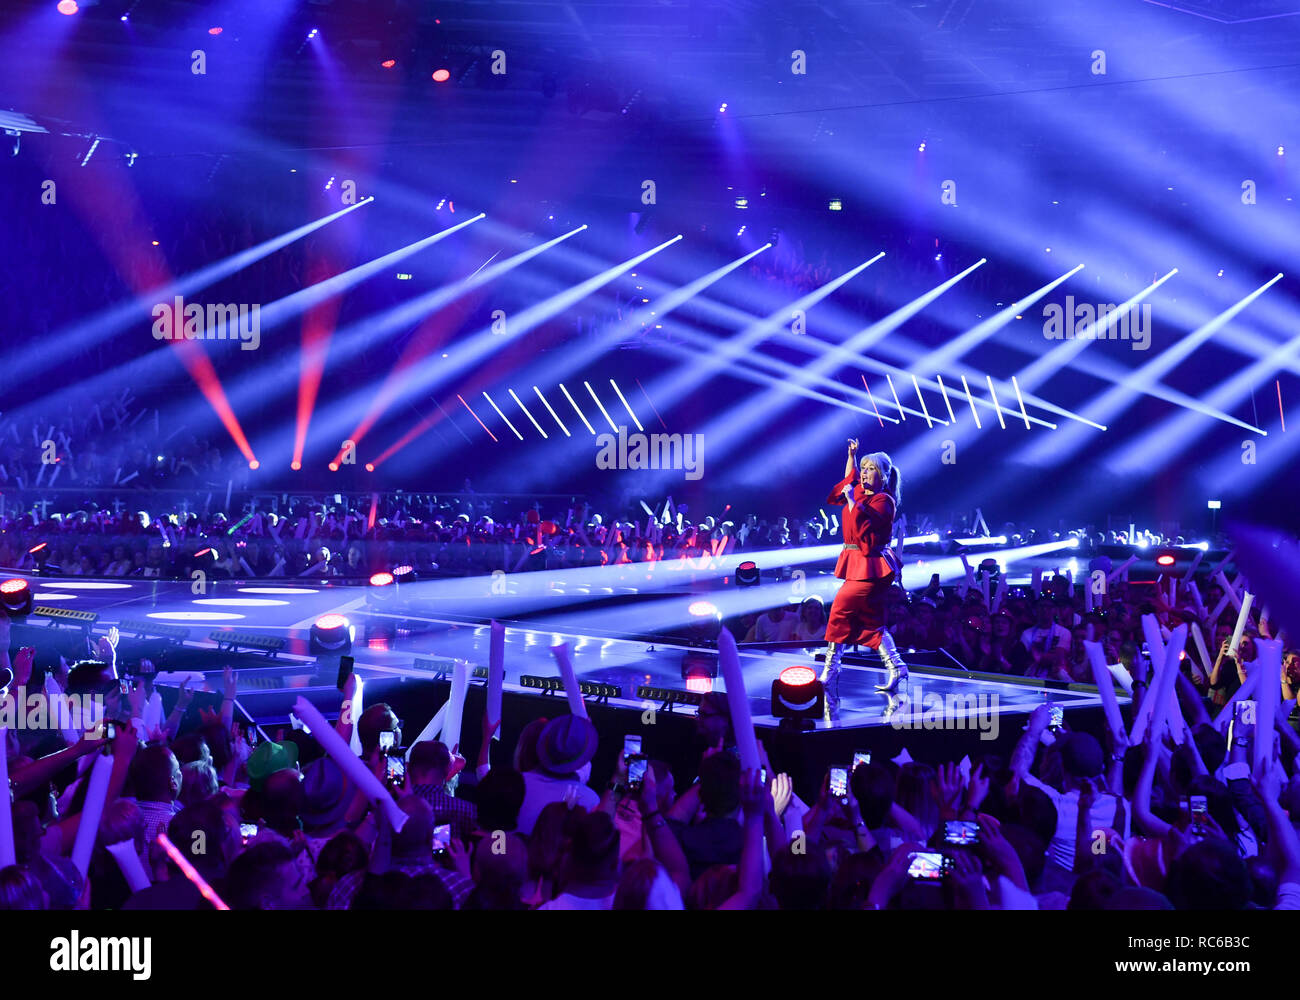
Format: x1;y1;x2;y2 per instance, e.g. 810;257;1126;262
535;715;598;775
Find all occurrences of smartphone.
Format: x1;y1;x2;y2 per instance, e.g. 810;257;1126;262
1189;795;1208;826
385;755;405;787
239;822;259;844
907;851;952;881
103;721;117;742
379;730;395;751
1048;705;1064;730
623;735;642;761
944;820;979;846
829;766;849;802
759;766;768;785
852;751;871;771
627;755;648;792
336;655;354;692
432;823;452;857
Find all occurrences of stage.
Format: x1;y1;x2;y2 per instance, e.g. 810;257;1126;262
4;572;1124;795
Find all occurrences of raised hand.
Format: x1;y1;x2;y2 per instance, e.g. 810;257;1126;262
13;646;36;688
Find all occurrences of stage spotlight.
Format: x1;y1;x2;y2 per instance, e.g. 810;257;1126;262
2;578;33;619
771;665;824;722
681;650;718;687
381;59;396;68
307;28;318;39
1155;552;1177;567
329;462;339;471
828;199;843;212
685;600;723;647
367;571;395;605
208;26;222;35
57;1;78;14
291;461;301;470
310;613;353;654
365;463;375;472
248;460;259;470
1207;499;1221;510
735;561;760;587
393;565;415;581
432;68;451;82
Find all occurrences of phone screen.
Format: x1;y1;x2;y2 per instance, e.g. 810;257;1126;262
852;751;871;770
1190;795;1208;822
1048;705;1064;730
829;767;848;800
239;823;259;843
907;851;949;880
627;756;648;787
379;730;395;751
432;824;451;855
336;655;354;692
385;755;405;785
944;820;979;845
623;735;643;760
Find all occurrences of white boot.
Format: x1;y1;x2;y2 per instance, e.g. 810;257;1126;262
874;631;909;693
820;641;843;721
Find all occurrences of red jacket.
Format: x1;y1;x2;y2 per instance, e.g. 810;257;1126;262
827;468;898;581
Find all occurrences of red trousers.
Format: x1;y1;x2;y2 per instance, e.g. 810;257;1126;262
824;576;894;648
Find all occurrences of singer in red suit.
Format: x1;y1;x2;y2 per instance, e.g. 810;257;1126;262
820;438;907;720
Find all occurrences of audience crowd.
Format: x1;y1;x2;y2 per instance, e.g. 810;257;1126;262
2;539;1297;912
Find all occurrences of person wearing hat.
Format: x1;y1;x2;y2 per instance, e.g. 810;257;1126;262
514;715;601;836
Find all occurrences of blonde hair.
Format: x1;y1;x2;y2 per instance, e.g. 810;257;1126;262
862;451;901;509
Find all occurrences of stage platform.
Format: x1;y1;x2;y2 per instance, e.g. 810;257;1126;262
4;574;1126;796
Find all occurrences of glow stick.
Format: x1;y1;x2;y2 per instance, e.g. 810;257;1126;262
348;676;364;757
1167;576;1176;609
1107;555;1137;583
1130;615;1168;744
1253;638;1282;774
0;729;14;867
1228;592;1254;658
1165;669;1188;745
550;643;588;718
488;621;505;740
992;573;1007;613
156;833;229;910
717;629;760;772
106;840;152;892
1031;568;1042;595
45;672;80;746
1190;624;1213;683
1182;548;1205;584
442;659;470;752
1145;625;1188;749
407;703;449;758
292;696;407;832
1084;575;1094;612
1207;591;1233;626
980;574;990;609
1082;641;1124;741
70;752;115;876
1216;571;1244;613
